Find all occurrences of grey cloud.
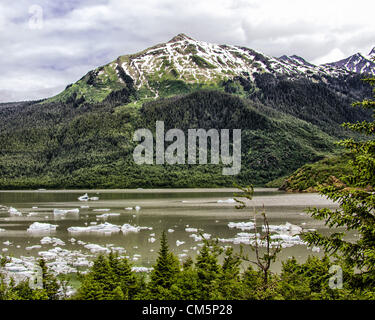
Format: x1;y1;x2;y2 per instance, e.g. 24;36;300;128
0;0;374;102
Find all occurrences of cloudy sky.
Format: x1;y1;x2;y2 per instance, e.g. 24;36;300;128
0;0;374;102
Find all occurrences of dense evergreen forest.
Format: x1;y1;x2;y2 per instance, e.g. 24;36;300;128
1;73;375;300
0;72;372;189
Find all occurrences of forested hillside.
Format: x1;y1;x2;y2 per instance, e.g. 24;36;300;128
0;35;373;189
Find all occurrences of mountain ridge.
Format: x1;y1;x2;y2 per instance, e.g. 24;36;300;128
46;34;374;105
0;34;373;189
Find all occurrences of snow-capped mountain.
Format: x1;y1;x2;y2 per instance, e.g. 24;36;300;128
50;34;374;103
278;55;316;68
114;33;351;91
324;49;375;76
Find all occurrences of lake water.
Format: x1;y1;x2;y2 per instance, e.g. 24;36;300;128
0;188;342;278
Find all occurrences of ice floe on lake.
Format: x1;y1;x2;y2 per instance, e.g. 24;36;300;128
67;222;152;235
217;198;236;204
40;237;65;246
189;233;211;242
264;222;302;235
8;207;22;216
228;221;255;231
27;222;58;233
68;222;121;235
53;208;79;216
78;193;99;201
176;240;185;246
96;213;121;219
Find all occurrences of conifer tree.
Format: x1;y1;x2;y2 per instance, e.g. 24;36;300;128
304;70;375;278
148;231;180;298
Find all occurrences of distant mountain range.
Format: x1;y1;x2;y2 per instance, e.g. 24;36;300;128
0;34;373;189
46;33;375;105
325;48;375;75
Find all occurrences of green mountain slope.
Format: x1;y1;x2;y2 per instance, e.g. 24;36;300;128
0;35;373;189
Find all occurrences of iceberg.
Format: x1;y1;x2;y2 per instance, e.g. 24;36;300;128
176;240;185;246
8;207;22;216
27;222;58;233
121;224;141;234
96;213;120;219
53;208;79;216
84;243;110;254
217;198;236;204
264;222;302;235
189;233;211;242
228;221;255;231
25;245;42;250
68;222;121;234
78;193;89;201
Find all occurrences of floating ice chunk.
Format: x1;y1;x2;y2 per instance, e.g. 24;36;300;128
2;248;8;252
96;213;120;219
135;206;141;211
93;209;110;212
72;258;92;267
148;237;156;243
189;233;211;242
3;241;11;246
80;205;89;209
27;222;58;233
228;221;255;231
270;234;302;242
178;253;187;258
185;227;198;233
78;193;89;201
176;240;185;246
90;197;99;201
217;198;236;203
8;207;22;216
84;243;110;254
40;237;53;244
0;228;5;232
68;222;121;234
40;237;66;246
26;245;42;250
311;246;320;253
27;212;40;217
121;224;141;234
168;229;175;233
264;222;302;235
125;207;133;210
53;208;79;216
